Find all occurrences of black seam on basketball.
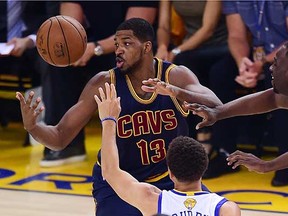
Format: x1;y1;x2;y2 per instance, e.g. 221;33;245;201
47;19;55;65
56;16;71;65
61;16;86;52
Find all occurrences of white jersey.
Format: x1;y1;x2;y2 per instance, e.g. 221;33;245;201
158;189;228;216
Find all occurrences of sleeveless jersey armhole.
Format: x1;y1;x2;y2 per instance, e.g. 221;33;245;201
165;65;189;117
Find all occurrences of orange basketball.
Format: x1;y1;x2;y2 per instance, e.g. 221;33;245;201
36;15;87;67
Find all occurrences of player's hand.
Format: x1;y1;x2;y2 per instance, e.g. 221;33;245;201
183;102;218;129
94;83;121;121
227;150;266;173
15;91;45;131
142;78;175;96
72;42;95;67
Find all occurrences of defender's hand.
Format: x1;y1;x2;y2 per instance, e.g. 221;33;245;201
227;150;266;174
184;102;217;129
94;83;121;121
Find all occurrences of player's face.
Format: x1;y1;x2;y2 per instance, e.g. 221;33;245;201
114;30;146;74
270;45;288;96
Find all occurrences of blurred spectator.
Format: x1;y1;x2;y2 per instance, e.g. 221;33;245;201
0;1;59;127
221;0;288;186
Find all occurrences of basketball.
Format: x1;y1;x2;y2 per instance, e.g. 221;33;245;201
36;15;87;67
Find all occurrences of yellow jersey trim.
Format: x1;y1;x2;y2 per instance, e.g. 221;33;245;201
125;59;162;104
109;69;116;85
145;171;169;183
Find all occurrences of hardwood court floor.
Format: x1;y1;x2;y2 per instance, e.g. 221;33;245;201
1;120;288;216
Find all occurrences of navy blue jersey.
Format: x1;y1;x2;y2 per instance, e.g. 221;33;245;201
99;58;189;182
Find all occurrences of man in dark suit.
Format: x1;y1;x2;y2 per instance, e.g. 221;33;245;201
0;1;59;127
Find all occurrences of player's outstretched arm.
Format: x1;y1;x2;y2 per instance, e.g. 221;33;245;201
142;65;223;107
185;88;288;129
16;72;108;150
96;83;160;216
227;150;288;173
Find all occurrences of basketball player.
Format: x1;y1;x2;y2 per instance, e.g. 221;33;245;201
95;82;241;216
16;18;222;216
173;42;288;175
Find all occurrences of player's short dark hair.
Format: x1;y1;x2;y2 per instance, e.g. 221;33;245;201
116;17;154;43
166;136;208;182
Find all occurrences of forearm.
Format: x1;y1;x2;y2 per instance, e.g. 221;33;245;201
28;124;67;150
157;0;171;50
177;27;213;52
265;152;288;172
216;89;279;120
228;36;250;67
101;121;119;180
172;85;222;107
157;28;170;50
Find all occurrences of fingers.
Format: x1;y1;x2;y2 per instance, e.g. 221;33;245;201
16;91;25;104
99;86;105;101
26;91;35;106
31;97;41;110
16;91;43;111
94;94;101;105
227;150;245;168
34;106;45;117
183;102;201;111
105;82;111;100
111;83;117;99
95;83;117;104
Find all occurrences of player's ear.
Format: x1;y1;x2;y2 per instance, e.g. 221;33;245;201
144;41;152;53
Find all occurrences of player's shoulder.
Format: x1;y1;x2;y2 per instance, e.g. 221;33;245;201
220;200;241;216
88;70;111;86
170;64;192;74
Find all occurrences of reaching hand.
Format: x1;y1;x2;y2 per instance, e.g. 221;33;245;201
142;78;175;96
94;83;121;121
227;150;266;174
16;91;45;131
183;102;218;129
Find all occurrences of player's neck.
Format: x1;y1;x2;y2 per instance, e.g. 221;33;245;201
174;181;202;192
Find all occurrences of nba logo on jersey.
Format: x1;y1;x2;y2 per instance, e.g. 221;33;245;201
184;198;196;210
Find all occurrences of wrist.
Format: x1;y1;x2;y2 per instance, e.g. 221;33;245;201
94;42;104;56
171;47;181;56
27;34;36;48
101;117;117;124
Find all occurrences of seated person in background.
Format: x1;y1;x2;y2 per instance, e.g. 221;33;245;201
95;82;241;216
184;42;288;179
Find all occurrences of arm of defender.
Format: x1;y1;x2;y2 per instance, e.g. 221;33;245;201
96;83;160;216
227;150;288;173
142;65;223;107
185;88;288;129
